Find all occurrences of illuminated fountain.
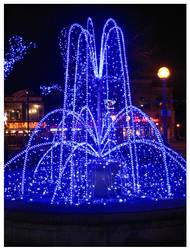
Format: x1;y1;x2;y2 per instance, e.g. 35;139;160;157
4;18;186;206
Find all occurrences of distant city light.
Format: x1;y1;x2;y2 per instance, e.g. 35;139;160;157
29;109;37;114
4;112;7;125
176;123;180;128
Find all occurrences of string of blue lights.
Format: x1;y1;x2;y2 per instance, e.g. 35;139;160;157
4;35;36;80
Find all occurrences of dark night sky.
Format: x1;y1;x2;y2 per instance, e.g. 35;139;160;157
4;4;186;123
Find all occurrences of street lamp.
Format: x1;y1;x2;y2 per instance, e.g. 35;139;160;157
157;66;170;145
25;90;29;134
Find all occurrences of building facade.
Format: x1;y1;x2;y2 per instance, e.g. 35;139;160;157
4;89;44;150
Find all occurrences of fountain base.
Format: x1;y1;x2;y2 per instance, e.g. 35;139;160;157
5;198;186;246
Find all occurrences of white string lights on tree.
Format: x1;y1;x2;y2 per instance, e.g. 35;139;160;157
4;18;186;206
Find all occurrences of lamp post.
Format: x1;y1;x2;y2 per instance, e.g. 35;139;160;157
26;90;29;134
157;67;170;145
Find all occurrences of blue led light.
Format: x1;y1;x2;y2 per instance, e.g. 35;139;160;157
4;18;186;206
40;84;64;95
4;35;36;80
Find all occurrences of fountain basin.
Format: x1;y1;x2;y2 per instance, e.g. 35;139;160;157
5;198;186;246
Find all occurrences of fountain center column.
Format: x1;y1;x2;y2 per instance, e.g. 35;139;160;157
97;78;102;155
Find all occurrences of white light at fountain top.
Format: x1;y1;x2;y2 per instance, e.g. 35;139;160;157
62;18;130;79
87;17;99;78
61;17;133;118
99;18;119;78
94;18;132;107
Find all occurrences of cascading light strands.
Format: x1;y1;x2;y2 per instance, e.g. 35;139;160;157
4;18;186;206
4;35;36;80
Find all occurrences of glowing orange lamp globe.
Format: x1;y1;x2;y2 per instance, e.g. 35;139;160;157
157;67;170;79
